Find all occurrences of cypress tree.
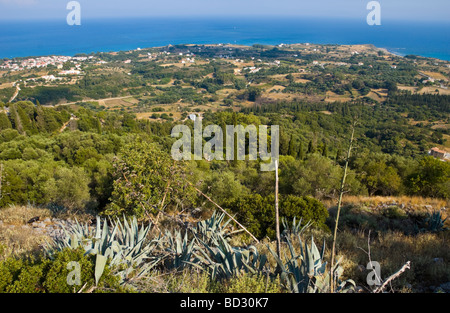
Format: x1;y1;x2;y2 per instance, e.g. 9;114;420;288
288;135;296;158
307;140;315;154
322;141;328;157
298;141;304;160
0;112;12;130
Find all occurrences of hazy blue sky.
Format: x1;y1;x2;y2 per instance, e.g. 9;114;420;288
0;0;449;22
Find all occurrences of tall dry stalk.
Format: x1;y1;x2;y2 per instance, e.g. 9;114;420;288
275;160;281;258
330;123;355;293
0;162;3;200
0;163;2;199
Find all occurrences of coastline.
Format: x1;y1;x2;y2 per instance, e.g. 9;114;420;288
1;43;449;64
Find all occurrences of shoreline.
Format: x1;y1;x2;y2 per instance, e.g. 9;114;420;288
1;42;449;63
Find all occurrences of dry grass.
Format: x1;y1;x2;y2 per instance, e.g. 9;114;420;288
365;91;385;102
0;82;14;89
266;85;286;93
103;97;138;108
0;223;49;260
319;195;450;291
335;230;450;292
398;85;450;95
421;86;450;95
0;205;93;260
0;204;93;225
420;71;448;81
443;134;450;149
0;205;53;226
324;195;449;210
0;205;53;260
324;91;353;103
255;224;449;292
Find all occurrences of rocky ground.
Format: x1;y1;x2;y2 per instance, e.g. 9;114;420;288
0;216;80;242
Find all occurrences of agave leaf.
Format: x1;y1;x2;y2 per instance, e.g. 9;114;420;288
267;245;287;273
95;254;107;285
70;234;79;249
95;216;101;239
310;237;321;262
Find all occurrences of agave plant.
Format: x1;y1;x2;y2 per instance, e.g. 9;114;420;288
424;210;448;233
191;233;267;280
268;235;355;293
191;211;243;245
162;229;197;270
45;216;162;285
281;217;312;240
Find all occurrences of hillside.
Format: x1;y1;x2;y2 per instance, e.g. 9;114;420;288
0;43;449;294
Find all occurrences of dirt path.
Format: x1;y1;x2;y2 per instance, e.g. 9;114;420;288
43;95;134;108
9;83;20;102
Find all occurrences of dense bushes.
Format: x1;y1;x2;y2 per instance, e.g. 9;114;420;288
0;92;448;230
225;194;329;239
0;248;123;293
105;139;196;218
406;156;450;199
0;129;122;209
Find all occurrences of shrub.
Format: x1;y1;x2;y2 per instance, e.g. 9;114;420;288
6;259;49;293
224;194;274;239
44;247;122;293
165;269;218;293
382;206;408;219
406;156;450;199
280;195;329;231
221;273;282;293
0;248;123;293
0;257;25;292
225;194;329;240
105;139;195;218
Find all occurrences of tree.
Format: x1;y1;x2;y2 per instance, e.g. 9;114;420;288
105;139;194;218
298;141;304;160
202;170;249;206
406;156;450;199
46;166;91;209
322;141;328;157
279;131;290;156
385;81;398;93
0;113;12;130
356;159;402;196
352;79;365;90
307;140;315;154
247;87;262;102
288;135;297;158
225;193;328;240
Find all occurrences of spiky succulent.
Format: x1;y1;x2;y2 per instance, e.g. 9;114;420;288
281;217;312;240
191;211;243;245
162;229;197;270
45;216;161;285
190;233;267;280
424;210;448;233
268;235;355;293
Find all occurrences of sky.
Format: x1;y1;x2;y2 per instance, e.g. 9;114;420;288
0;0;449;22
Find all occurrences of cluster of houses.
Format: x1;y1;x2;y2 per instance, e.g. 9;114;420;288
0;55;95;72
0;56;71;71
181;57;195;64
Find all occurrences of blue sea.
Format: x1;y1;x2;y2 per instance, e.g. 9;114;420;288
0;17;449;60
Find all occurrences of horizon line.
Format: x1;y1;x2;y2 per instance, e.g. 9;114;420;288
1;14;449;24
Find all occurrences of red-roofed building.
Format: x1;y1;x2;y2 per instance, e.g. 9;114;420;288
429;147;450;161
